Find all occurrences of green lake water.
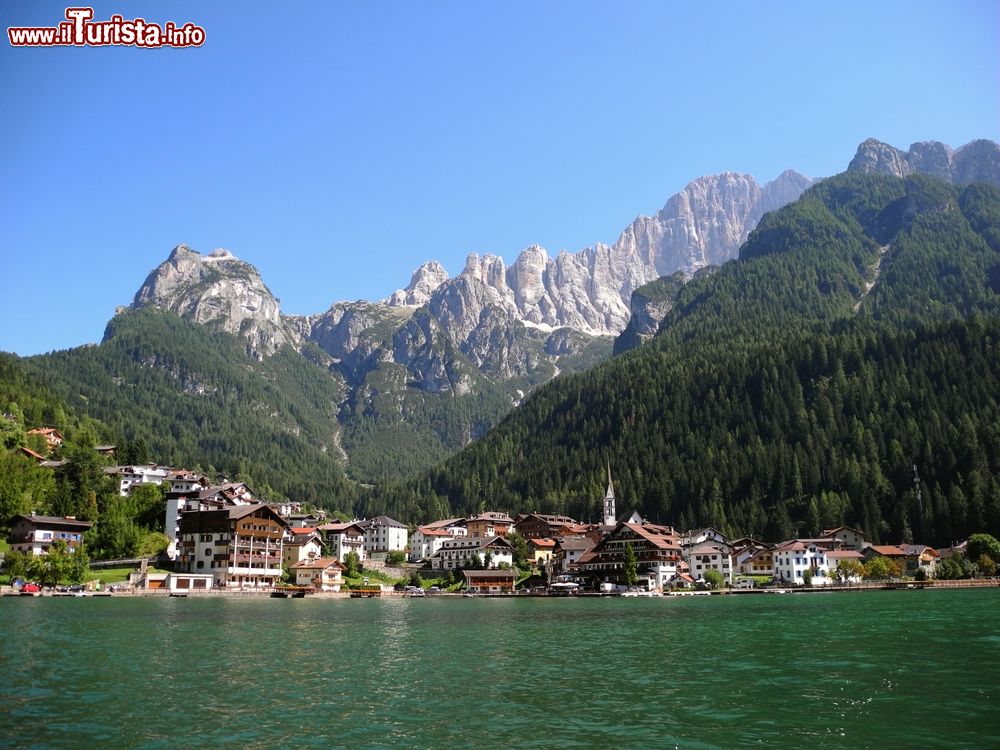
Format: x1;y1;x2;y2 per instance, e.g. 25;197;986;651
2;589;999;749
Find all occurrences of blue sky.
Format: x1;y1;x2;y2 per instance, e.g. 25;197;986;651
2;0;998;355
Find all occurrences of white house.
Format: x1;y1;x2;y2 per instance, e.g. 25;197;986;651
685;542;734;583
318;522;367;564
410;527;452;562
358;516;408;558
429;536;514;571
105;464;170;497
772;540;834;585
291;558;345;591
821;526;868;551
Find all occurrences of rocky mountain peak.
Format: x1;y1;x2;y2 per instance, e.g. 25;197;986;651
847;138;1000;186
385;260;450;306
131;244;297;358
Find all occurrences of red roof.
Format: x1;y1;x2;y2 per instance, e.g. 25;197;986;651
530;538;556;547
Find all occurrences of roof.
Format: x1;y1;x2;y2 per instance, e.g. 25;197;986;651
529;538;556;548
420;517;466;530
623;523;681;551
356;515;406;528
12;514;93;529
290;557;345;571
899;544;938;557
555;536;595;552
415;527;452;537
461;569;517;580
826;550;864;560
516;513;579;525
822;526;866;537
319;521;366;535
19;446;46;461
27;427;63;437
441;535;514;551
866;545;907;557
467;512;514;524
289;526;319;536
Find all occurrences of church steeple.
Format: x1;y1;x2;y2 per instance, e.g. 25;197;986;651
603;461;616;526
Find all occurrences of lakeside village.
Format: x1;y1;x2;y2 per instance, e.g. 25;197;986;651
5;442;997;599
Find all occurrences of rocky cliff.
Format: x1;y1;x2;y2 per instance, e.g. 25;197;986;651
848;138;1000;186
130;245;298;359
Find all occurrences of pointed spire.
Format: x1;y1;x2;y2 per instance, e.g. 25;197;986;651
603;461;616;526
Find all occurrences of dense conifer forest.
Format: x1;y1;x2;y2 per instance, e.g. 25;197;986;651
366;174;1000;545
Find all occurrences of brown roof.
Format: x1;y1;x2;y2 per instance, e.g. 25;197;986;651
290;557;345;570
624;523;681;550
826;550;864;560
461;569;517;580
19;446;46;461
319;522;366;534
416;527;453;537
12;514;93;529
555;536;595;552
867;545;907;557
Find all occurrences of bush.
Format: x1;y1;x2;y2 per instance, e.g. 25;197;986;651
914;567;928;581
385;551;406;566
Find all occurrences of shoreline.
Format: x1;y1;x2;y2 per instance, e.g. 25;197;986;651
3;578;997;599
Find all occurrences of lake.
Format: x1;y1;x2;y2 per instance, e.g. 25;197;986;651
2;589;998;749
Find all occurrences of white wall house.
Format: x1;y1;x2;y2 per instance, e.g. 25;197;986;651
105;465;170;497
360;516;408;556
410;527;453;562
319;522;367;564
429;536;514;571
772;540;834;585
685;542;734;583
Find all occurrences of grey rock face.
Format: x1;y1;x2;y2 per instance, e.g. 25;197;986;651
848;138;1000;186
131;245;298;358
385;261;450;306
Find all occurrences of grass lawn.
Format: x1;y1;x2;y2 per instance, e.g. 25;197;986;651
88;566;171;584
0;539;10;554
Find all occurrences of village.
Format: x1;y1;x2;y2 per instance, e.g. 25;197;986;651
4;443;983;598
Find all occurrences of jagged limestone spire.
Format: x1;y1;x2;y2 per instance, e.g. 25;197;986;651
603;461;616;526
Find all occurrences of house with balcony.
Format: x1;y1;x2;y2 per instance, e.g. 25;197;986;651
462;568;517;594
686;541;734;584
575;521;682;591
105;464;170;497
428;535;514;571
552;536;595;575
282;528;324;567
772;539;835;585
290;557;345;591
821;526;868;551
176;503;289;588
357;516;408;560
409;525;454;562
318;522;367;564
8;514;92;556
27;427;63;452
514;513;581;540
899;544;939;576
465;512;514;538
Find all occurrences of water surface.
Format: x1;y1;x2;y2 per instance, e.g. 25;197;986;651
2;589;998;748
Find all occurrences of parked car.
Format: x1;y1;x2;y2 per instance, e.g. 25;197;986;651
21;583;41;593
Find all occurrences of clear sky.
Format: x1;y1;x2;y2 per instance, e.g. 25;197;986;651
2;0;998;355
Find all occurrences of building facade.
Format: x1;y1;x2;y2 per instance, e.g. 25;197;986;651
176;504;288;588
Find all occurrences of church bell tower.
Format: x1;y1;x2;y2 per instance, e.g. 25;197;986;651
603;462;617;526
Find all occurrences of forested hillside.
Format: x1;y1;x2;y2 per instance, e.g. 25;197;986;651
19;309;357;510
368;174;1000;545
